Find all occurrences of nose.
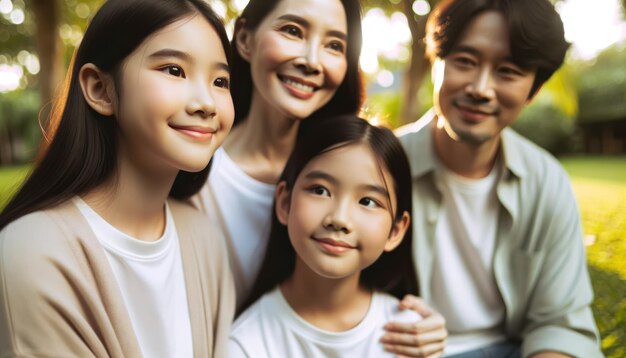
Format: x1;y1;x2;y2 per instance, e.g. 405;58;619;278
186;81;216;119
465;66;496;101
323;198;353;234
293;39;322;75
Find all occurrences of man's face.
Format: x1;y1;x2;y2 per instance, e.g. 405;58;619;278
432;11;536;146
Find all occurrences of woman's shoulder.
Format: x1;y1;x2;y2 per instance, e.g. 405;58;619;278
0;207;74;259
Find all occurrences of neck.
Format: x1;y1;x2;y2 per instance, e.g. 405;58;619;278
433;124;500;178
280;258;372;332
223;95;300;183
81;148;177;241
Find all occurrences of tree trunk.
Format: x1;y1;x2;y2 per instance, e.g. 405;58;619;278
30;0;63;127
399;0;440;125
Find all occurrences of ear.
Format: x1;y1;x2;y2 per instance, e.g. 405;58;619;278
275;181;291;226
234;19;253;62
79;63;116;116
384;211;410;252
431;58;445;87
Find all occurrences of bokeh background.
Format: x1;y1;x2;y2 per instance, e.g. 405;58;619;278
1;0;625;355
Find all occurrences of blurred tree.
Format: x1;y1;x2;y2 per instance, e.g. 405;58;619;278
362;0;440;124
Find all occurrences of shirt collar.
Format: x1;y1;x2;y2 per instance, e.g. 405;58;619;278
402;108;528;180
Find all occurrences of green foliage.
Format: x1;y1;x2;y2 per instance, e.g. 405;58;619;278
0;89;42;162
574;45;626;123
513;96;577;155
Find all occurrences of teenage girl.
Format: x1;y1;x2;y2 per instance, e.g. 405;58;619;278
0;0;234;356
229;114;420;357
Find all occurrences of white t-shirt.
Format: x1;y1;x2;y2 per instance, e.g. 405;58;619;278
204;147;276;303
430;163;507;356
229;288;421;358
73;197;193;358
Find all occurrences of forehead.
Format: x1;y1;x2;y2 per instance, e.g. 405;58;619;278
453;11;511;57
266;0;347;28
301;143;387;185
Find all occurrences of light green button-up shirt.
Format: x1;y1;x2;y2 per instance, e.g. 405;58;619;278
396;110;602;358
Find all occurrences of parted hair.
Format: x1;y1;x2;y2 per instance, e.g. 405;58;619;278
425;0;570;98
229;0;364;125
241;114;419;314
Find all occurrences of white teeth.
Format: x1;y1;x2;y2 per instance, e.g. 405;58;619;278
283;78;314;93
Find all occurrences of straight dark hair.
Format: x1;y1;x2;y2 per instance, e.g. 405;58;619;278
425;0;570;98
229;0;364;125
241;114;418;314
0;0;231;230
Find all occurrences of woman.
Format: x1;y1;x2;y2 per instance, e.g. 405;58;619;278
192;0;447;356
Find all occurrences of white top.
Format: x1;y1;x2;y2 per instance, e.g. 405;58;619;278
205;147;276;304
430;163;507;356
229;288;421;358
73;197;193;358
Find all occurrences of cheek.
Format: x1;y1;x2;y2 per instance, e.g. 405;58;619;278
256;35;299;68
215;92;234;128
322;54;347;87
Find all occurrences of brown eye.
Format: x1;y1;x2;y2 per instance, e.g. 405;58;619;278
308;185;330;197
327;41;345;54
214;77;230;89
281;24;303;38
162;65;185;78
359;197;380;208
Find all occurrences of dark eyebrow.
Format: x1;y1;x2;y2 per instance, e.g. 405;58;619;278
304;170;337;184
304;170;389;196
450;44;523;67
148;49;192;62
277;14;347;41
148;48;230;73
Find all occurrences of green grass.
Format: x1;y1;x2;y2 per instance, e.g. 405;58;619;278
561;156;626;358
0;157;625;356
0;165;30;209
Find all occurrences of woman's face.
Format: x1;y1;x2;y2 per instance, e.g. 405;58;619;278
238;0;348;120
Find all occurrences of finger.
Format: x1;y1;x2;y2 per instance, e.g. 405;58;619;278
382;341;446;358
385;314;447;335
398;295;433;317
380;329;447;347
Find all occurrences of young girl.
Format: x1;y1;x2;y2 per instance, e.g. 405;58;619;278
0;0;234;356
229;114;420;357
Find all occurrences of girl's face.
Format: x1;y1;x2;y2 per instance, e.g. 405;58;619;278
276;143;408;281
238;0;348;119
114;15;233;173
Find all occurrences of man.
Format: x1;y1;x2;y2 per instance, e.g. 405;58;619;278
395;0;602;357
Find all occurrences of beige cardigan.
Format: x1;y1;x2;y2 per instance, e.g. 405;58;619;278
0;199;235;358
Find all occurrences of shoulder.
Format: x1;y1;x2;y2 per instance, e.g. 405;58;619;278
375;292;423;323
230;295;269;346
502;129;570;187
395;115;433;149
0;208;75;263
231;293;271;333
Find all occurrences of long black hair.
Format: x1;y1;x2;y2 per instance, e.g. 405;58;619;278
425;0;570;98
0;0;231;230
241;114;418;313
229;0;364;125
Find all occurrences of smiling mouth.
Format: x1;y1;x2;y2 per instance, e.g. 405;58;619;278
312;237;356;255
455;103;497;123
169;124;216;141
278;75;320;98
